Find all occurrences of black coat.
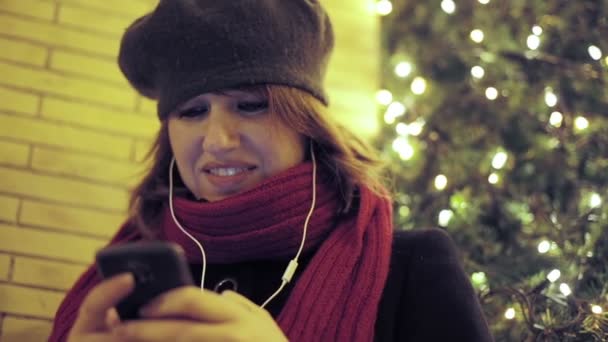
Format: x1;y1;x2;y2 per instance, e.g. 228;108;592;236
191;228;494;341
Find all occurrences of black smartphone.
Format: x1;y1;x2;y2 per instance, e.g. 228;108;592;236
95;241;195;320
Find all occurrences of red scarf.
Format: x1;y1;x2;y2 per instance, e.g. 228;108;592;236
49;163;393;341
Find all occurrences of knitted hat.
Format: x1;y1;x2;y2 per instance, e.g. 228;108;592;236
118;0;334;120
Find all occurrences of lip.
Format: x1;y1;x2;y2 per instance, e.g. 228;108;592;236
199;161;257;190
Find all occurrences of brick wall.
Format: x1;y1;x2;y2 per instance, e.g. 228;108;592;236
0;1;379;340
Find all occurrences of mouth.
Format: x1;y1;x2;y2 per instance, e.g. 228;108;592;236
205;166;257;177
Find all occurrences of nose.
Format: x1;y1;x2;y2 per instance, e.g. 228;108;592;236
201;108;240;154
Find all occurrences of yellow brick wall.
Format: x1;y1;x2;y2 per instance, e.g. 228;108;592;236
0;1;379;340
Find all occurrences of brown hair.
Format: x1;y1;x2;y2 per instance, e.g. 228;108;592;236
128;85;389;237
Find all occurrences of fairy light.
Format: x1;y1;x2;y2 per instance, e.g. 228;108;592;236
376;89;393;105
588;45;602;61
590;193;602;208
545;88;558;107
441;0;456;14
384;101;406;124
435;174;448;190
438;209;454;227
574;116;589;131
549;111;563;127
399;205;410;217
478;0;490;4
376;0;393;16
485;87;498;100
547;269;561;283
409;118;425;136
527;35;541;50
532;25;543;36
395;61;413;78
393;137;415;160
411;77;427;95
471;272;487;286
559;283;572;296
504;308;516;320
538;240;551;254
488;173;499;184
492;151;508;169
471;66;485;79
591;305;603;314
470;29;485;43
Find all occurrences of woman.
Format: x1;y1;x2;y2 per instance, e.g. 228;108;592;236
49;0;493;341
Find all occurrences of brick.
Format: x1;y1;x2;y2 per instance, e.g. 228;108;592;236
0;86;39;115
0;195;19;223
31;147;144;187
0;13;119;57
139;97;157;115
20;200;124;238
13;256;86;291
58;4;134;36
0;284;64;319
1;316;53;342
0;0;56;21
49;50;128;85
0;114;132;160
0;37;47;67
0;254;10;280
0;167;129;211
58;0;156;16
134;139;154;162
42;97;159;137
0;223;108;263
0;62;136;109
0;139;29;167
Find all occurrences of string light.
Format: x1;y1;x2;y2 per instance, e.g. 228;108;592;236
471;66;485;79
438;209;454;227
547;269;561;282
435;174;448;190
504;308;516;320
488;173;499;184
549;111;563;127
492;151;508;169
470;29;485;43
478;0;490;4
384;101;406;124
527;34;541;50
485;87;498;100
399;205;410;217
411;77;427;95
588;45;602;61
532;25;543;36
574;116;589;131
545;88;558;107
395;61;413;78
559;283;572;296
590;193;602;208
375;0;393;16
471;272;487;286
392;137;415;160
591;305;603;314
537;240;551;254
441;0;456;14
376;89;393;105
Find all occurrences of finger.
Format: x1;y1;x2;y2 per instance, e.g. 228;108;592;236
113;320;245;342
72;273;135;333
139;286;243;322
221;290;263;314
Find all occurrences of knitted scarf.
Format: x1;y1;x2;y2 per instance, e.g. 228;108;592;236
49;163;393;341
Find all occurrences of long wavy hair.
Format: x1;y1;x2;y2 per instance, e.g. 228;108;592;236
128;85;389;237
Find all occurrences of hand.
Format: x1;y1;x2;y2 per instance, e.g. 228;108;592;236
110;287;288;342
67;273;136;342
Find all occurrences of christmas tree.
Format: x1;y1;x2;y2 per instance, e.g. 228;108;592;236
376;0;608;340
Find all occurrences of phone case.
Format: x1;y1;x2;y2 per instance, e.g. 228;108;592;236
95;241;195;320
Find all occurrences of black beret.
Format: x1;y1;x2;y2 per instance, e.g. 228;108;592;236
118;0;334;120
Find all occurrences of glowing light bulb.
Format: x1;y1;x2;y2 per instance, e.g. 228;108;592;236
537;240;551;254
435;174;448;190
470;29;485;43
471;66;485;79
559;283;572;296
399;205;410;217
471;272;487;285
438;209;454;227
395;61;413;78
547;269;561;282
441;0;456;14
478;0;490;4
532;25;543;36
488;173;499;184
396;123;408;136
485;87;498;100
590;193;602;208
591;305;603;314
408;118;425;136
545;89;558;107
376;0;393;16
492;152;508;169
393;137;414;160
549;111;563;127
527;35;540;50
505;308;516;320
574;116;589;131
384;101;406;124
411;77;427;95
588;45;602;61
376;89;393;105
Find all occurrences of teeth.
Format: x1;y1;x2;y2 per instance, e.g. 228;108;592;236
208;167;248;176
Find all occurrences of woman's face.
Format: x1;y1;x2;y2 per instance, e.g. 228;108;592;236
168;89;306;202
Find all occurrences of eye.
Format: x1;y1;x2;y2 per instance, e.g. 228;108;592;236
237;101;268;115
178;105;208;119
